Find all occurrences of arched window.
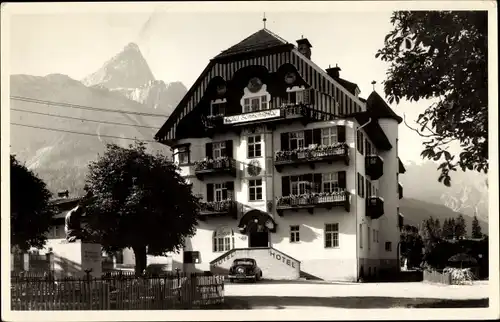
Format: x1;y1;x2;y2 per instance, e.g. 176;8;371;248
213;226;235;252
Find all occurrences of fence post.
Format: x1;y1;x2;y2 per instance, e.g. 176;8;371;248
176;268;181;303
85;269;93;310
23;253;29;271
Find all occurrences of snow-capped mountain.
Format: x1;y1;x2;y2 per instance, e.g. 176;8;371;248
82;42;187;116
10;43;187;197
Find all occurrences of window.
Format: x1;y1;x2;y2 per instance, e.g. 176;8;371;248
248;135;262;158
290;175;309;195
290;225;300;243
183;251;201;264
385;242;392;252
365;139;373;156
322;173;339;193
359;224;363;249
213;228;234;252
243;95;268;113
212;141;226;159
285;89;305;105
210;101;226;116
366;178;372;198
357;173;365;198
214;183;227;201
321;127;338;146
325;223;339;248
373;229;376;242
289;131;305;150
176;146;190;165
249;179;263;201
357;131;364;155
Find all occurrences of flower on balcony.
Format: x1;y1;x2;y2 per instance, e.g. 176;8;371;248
194;156;230;171
200;198;233;212
206;113;224;121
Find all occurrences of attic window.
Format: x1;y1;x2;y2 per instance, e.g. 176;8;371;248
210;99;226;117
243;95;268;113
285;86;306;105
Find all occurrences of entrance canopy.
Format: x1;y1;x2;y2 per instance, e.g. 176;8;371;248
238;209;277;234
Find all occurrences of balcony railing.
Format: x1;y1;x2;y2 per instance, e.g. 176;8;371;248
198;199;237;219
365;155;384;180
274;143;349;172
276;189;350;216
194;157;237;180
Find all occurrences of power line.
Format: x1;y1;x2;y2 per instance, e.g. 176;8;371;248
11;123;161;144
11;108;161;129
10;96;169;118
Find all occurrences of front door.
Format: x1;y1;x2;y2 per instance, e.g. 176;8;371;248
249;231;269;248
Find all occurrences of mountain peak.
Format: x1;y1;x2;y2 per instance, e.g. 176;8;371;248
82;42;155;89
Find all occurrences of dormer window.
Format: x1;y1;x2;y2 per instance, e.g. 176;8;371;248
210;99;226;117
285;86;306;105
243;95;268;113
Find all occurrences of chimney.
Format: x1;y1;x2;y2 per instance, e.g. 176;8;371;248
326;64;341;79
296;37;312;59
57;190;69;199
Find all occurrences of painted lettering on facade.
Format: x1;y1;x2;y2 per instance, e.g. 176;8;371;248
210;251;236;267
223;109;281;124
269;250;296;268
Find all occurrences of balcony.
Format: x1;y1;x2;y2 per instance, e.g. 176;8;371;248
365;155;384;180
398;182;403;199
198;199;237;220
276;189;351;216
194;157;237;181
366;196;384;220
274;143;349;172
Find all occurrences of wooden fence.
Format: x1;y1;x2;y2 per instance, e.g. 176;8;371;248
11;275;224;310
423;269;452;285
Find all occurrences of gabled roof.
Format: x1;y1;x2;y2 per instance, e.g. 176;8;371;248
336;78;359;96
215;28;289;59
366;91;403;123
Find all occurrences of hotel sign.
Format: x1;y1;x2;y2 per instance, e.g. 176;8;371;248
223;109;281;125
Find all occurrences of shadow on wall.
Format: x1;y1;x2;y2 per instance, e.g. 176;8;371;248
52;255;82;277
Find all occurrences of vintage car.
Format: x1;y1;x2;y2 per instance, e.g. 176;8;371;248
228;258;262;282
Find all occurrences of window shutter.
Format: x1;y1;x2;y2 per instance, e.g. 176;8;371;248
205;143;213;159
226;181;234;191
304;129;313;147
207;184;214;202
338;171;347;189
280;133;289;151
337;125;346;143
222;188;228;200
225;140;233;158
304;174;313;191
313;129;322;145
281;176;290;196
313;173;322;192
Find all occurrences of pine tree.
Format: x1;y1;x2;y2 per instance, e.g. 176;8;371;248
442;218;453;239
455;214;467;239
449;218;457;239
471;215;482;238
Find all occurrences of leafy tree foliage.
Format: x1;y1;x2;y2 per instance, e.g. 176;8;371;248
10;155;55;251
454;214;467;238
471;215;482;238
377;11;488;186
83;142;199;275
400;224;423;268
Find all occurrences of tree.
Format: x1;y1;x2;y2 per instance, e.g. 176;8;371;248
454;214;467;239
419;216;443;267
376;11;488;186
471;215;482;238
83;142;199;275
10;155;55;251
400;224;423;268
442;218;452;239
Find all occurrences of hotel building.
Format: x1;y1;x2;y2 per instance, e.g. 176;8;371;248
152;28;406;281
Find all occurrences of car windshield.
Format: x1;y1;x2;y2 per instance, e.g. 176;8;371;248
234;259;254;266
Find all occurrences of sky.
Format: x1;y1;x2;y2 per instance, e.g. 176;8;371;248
6;2;468;164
